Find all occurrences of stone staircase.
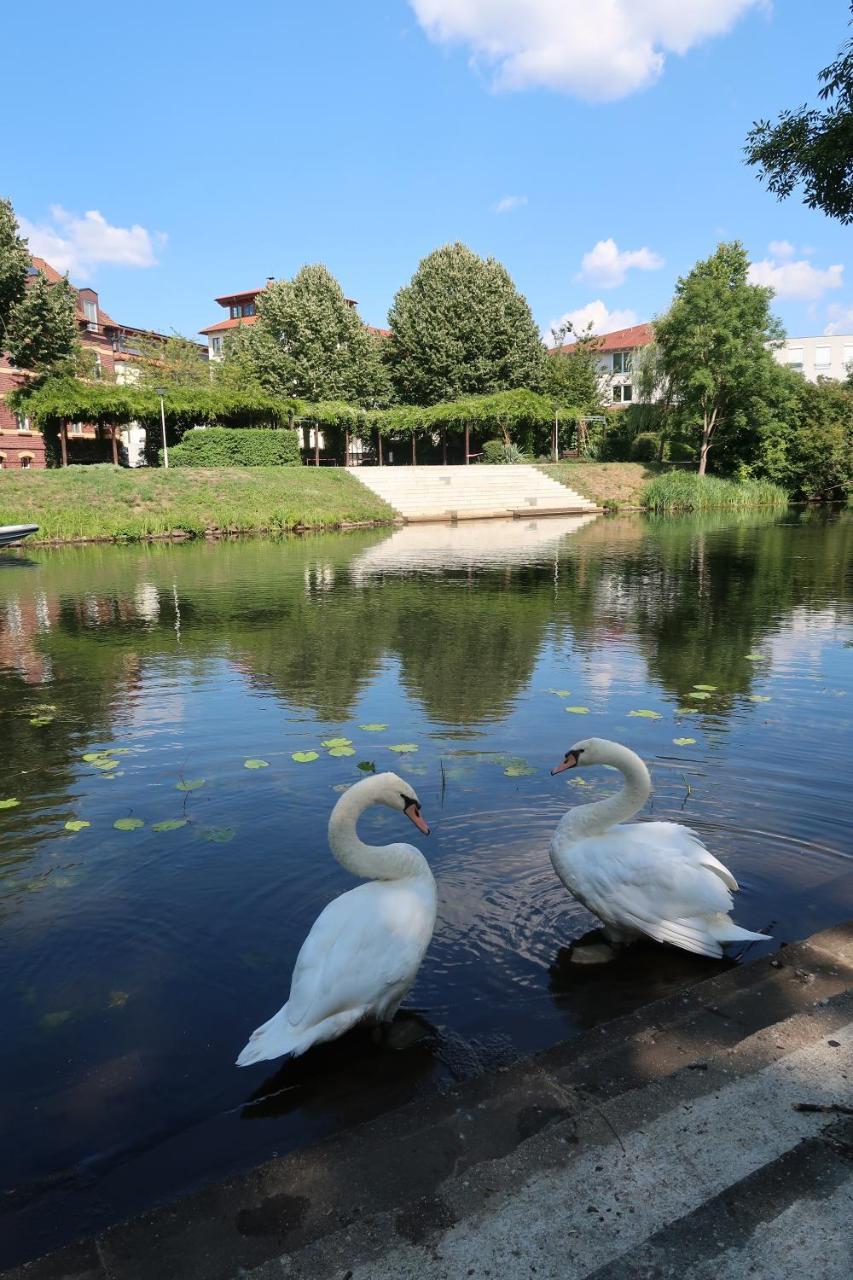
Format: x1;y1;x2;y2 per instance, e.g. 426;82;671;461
352;464;599;522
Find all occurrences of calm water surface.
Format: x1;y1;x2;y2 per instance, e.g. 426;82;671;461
1;510;851;1263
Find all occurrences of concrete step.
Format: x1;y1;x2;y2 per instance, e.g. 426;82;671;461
19;922;852;1280
352;466;599;521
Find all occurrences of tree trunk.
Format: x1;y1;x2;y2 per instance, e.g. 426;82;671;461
59;419;68;467
377;428;383;465
314;424;320;468
464;422;470;464
111;425;119;466
441;428;447;465
344;427;350;468
411;433;417;465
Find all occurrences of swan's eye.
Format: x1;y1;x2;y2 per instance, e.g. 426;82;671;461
565;748;584;763
400;793;419;812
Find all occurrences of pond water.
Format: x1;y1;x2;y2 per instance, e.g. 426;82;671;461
1;509;851;1264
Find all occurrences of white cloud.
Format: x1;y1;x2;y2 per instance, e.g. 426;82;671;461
823;304;853;336
494;194;528;213
547;299;639;342
409;0;761;101
767;239;796;260
18;206;162;280
577;237;664;288
748;253;843;301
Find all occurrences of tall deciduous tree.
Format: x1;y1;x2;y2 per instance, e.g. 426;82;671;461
6;269;78;372
745;4;853;223
544;322;607;412
654;242;783;475
386;242;545;405
133;333;212;389
0;196;30;345
227;264;390;405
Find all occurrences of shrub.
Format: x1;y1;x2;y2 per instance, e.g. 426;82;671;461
630;432;660;462
482;439;507;464
665;440;695;463
166;427;302;468
643;472;788;513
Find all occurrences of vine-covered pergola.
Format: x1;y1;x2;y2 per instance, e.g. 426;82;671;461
9;378;586;466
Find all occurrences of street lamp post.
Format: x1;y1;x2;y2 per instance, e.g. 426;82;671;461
156;387;169;468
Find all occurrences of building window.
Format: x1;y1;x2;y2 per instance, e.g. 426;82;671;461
814;345;831;368
210;335;223;355
787;347;804;371
19;454;33;469
242;302;255;317
612;351;632;374
70;422;84;436
843;345;853;369
15;414;31;433
612;384;633;403
0;454;5;469
83;299;98;328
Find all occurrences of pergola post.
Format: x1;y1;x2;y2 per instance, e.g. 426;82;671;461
411;432;417;466
441;428;447;465
464;422;470;464
59;419;68;467
377;428;383;465
344;426;350;468
314;422;320;468
111;424;119;466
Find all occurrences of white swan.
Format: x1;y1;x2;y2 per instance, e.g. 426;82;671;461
549;738;770;962
237;772;436;1066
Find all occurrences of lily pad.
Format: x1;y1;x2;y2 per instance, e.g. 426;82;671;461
108;990;130;1009
628;709;662;719
321;737;353;749
35;703;56;712
549;690;573;697
357;761;376;773
292;751;319;764
673;737;697;746
64;819;91;832
359;724;387;732
0;798;20;810
745;652;765;661
693;684;717;691
569;776;591;786
151;818;188;832
40;1011;72;1030
176;778;205;791
389;743;418;753
243;759;270;769
200;825;236;844
328;745;356;757
29;715;54;726
676;707;698;715
749;695;771;703
504;763;535;777
114;817;144;831
94;758;119;770
687;691;711;700
82;752;105;763
564;707;590;715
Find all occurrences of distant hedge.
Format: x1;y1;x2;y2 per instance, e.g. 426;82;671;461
166;427;302;468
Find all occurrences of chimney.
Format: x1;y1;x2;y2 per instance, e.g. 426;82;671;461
266;276;275;286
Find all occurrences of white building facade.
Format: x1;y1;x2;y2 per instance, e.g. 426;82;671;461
772;334;853;383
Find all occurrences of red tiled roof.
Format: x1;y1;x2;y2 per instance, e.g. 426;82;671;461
552;322;653;355
199;315;259;336
214;288;265;306
366;325;391;338
30;256;65;284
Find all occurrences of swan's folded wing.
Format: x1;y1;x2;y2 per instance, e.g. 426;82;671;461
286;884;425;1031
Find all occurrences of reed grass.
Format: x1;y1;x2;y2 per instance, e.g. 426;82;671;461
642;471;788;513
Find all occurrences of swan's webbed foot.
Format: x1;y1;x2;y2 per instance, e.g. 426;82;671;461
569;941;617;966
372;1011;432;1050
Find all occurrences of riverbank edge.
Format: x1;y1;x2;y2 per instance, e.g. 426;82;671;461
5;917;851;1280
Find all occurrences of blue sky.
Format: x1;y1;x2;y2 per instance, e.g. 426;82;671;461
7;1;852;342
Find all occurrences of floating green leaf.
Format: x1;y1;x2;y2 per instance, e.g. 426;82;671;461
628;709;662;719
243;759;270;769
82;752;105;763
359;724;387;732
322;737;353;748
687;691;711;700
64;819;91;832
749;695;771;703
29;715;54;726
40;1010;72;1030
328;745;356;757
94;758;119;770
200;825;235;844
673;737;697;746
549;689;573;697
569;776;591;786
693;684;717;691
114;817;144;831
504;763;535;777
357;760;376;773
0;798;20;810
176;778;205;791
676;707;698;715
745;652;765;662
35;703;56;712
151;818;188;832
103;747;131;756
292;751;319;764
108;990;130;1009
564;707;589;715
389;743;418;753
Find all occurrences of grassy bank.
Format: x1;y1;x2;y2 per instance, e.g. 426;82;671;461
538;462;656;508
0;466;395;541
643;472;788;513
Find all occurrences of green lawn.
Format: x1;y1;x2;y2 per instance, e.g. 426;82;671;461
0;466;395;542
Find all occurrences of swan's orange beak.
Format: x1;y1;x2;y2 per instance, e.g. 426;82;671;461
551;750;579;776
405;804;430;836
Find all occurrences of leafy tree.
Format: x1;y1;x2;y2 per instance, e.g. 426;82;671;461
386;242;545;405
746;366;852;500
0;196;30;345
654;242;783;475
226;265;390;406
544;323;607;412
132;332;212;390
5;268;78;372
745;5;853;223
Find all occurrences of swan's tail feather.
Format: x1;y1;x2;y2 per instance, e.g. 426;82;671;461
707;914;772;945
644;917;724;959
236;1005;366;1067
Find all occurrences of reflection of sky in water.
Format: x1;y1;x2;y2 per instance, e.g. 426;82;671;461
0;510;851;1265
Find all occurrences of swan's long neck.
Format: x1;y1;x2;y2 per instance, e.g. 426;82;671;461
328;783;431;882
566;745;651;837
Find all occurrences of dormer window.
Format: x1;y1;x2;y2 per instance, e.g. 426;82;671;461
83;299;98;329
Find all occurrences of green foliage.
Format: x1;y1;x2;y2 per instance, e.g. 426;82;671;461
654;242;784;473
230;265;391;406
482;439;527;464
745;368;853;500
167;427;302;468
6;269;78;372
0;196;30;342
132;333;212;390
745;5;853;223
386;242;545;405
643;472;788;513
630;432;661;462
544;333;607;414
